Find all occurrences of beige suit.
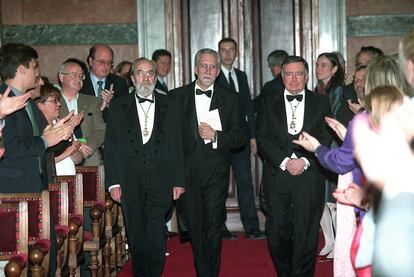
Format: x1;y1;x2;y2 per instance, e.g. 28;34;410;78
59;93;106;166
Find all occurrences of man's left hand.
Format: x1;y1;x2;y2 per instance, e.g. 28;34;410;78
100;83;114;111
286;158;305;176
198;122;215;140
173;187;185;200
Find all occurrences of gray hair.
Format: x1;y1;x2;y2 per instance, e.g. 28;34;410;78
194;48;220;67
130;57;157;75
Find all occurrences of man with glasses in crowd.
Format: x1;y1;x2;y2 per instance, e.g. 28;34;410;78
105;58;185;277
172;48;245;277
80;43;129;120
58;61;105;166
256;56;332;277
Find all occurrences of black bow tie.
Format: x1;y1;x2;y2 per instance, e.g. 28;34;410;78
286;94;303;102
196;89;212;98
136;95;154;103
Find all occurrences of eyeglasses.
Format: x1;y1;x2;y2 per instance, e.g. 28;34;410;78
43;98;59;104
93;57;114;66
197;64;218;71
134;70;155;78
284;72;306;78
61;72;86;80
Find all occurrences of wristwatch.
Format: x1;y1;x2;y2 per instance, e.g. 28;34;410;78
211;131;217;143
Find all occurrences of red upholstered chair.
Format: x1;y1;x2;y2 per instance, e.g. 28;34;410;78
0;191;51;277
0;202;28;277
48;181;70;277
75;165;106;277
57;174;83;277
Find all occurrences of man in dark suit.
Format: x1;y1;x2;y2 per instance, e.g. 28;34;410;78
253;50;288;113
215;37;263;240
0;43;74;193
337;65;367;126
172;48;245;277
0;43;76;277
105;58;186;277
152;49;172;94
256;56;332;277
79;43;129;121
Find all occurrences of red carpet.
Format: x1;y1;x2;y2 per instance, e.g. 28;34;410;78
117;233;333;277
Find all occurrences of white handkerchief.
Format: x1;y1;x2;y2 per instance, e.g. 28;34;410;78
199;109;222;144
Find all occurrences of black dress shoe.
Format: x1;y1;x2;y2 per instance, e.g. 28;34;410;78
222;230;238;240
179;231;190;243
244;230;266;240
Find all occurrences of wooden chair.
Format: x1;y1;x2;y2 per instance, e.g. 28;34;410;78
75;165;106;276
48;181;70;276
57;174;83;277
0;202;28;277
0;191;51;277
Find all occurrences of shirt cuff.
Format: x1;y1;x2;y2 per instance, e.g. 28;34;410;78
301;157;310;170
279;157;291;171
108;184;121;191
41;136;48;148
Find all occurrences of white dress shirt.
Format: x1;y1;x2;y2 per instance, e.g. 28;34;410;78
220;66;239;93
135;93;155;144
279;89;310;171
62;93;79;114
194;83;217;148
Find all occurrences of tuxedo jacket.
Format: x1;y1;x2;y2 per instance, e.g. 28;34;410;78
171;82;246;166
216;69;255;139
104;90;186;192
155;79;169;94
79;72;129;121
253;75;284;113
59;93;106;165
0;84;48;192
256;90;332;185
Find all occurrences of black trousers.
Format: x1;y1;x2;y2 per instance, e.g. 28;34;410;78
228;142;260;233
264;169;324;277
182;160;229;277
122;168;172;277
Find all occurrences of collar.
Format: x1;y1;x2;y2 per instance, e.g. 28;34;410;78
9;86;23;96
284;89;305;99
195;82;214;93
220;65;234;76
61;91;79;102
157;76;166;83
90;72;106;84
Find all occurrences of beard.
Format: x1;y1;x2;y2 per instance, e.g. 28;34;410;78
135;81;155;97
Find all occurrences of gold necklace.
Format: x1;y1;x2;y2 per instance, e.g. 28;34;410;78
288;101;300;130
138;102;153;136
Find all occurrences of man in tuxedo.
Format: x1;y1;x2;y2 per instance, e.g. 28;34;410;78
0;43;74;193
58;61;106;166
105;58;185;277
256;56;332;277
172;48;245;277
215;37;263;240
80;43;129;120
152;49;172;94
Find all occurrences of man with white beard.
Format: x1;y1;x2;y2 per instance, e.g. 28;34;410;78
104;58;186;277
